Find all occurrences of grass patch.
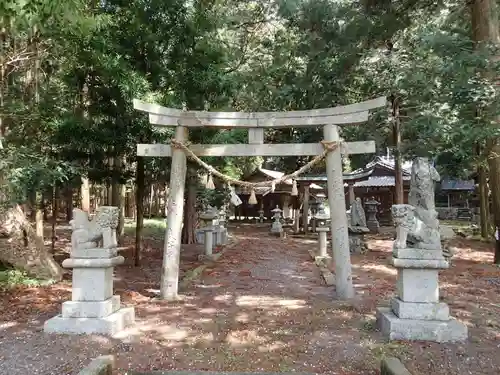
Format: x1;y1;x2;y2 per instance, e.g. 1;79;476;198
0;269;52;288
369;342;411;362
360;317;377;332
124;217;166;238
441;220;473;230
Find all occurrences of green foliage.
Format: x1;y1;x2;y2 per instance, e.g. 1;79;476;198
0;268;51;288
2;0;497;208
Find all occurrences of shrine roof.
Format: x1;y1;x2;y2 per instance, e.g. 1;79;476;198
295;156;412;183
440;179;475;191
353;175;410;188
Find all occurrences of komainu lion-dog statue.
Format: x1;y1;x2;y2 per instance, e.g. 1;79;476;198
70;206;119;251
391;157;442;251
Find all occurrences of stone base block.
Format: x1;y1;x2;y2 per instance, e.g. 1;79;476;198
44;307;135;337
198;254;217;262
377;307;467;343
396;268;439;303
62;295;120;318
270;224;283;234
72;268;113;301
393;248;444;260
392;258;449;269
390;298;449;321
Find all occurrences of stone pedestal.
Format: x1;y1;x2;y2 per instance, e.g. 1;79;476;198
204;227;214;256
376;248;467;342
348;226;369;254
316;227;330;257
311;217;317;233
44;248;135;336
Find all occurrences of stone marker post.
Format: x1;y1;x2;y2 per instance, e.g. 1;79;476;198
218;207;228;245
377;158;468;342
203;226;214;256
316;227;330;257
44;207;135;336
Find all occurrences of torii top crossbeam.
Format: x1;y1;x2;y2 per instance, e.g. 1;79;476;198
133;97;386;128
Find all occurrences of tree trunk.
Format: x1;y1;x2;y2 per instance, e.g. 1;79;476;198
135;157;145;266
35;191;44;244
470;0;500;263
154;184;161;217
64;185;73;222
392;96;404;204
0;205;63;280
81;176;90;212
182;169;198;244
42;189;49;221
51;185;59;253
126;190;134;219
148;183;154;217
119;183;126;236
107;156;114;205
487;143;500;262
111;156;125;236
478;161;490;238
28;190;36;221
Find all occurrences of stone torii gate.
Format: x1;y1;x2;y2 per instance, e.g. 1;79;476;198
133;97;386;301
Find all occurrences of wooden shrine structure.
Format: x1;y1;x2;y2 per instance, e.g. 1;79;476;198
133;96;386;301
234;167;323;221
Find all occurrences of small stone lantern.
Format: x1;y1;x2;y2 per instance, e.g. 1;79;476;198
198;207;218;255
258;206;265;223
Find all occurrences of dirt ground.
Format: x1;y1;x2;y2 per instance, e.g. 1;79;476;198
0;224;499;375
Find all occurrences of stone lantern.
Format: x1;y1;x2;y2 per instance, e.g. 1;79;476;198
309;200;320;233
315;199;330;228
270;205;283;235
196;206;218;246
365;197;381;233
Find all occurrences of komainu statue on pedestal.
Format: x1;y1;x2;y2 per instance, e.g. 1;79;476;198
391;157;441;251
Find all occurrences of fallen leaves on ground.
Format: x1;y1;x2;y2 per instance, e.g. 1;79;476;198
0;225;498;375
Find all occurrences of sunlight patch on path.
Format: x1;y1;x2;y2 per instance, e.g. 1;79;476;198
235;295;306;309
